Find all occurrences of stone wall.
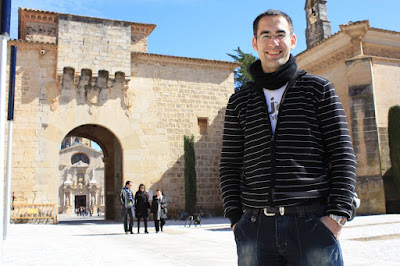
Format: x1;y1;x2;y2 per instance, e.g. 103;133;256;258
371;58;400;175
6;41;58;205
56;14;132;77
345;57;385;214
131;53;235;214
297;48;387;214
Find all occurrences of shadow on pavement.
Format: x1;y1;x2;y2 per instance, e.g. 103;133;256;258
58;214;119;225
206;228;232;232
73;233;130;236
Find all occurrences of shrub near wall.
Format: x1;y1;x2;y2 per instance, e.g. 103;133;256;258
184;135;197;214
389;105;400;191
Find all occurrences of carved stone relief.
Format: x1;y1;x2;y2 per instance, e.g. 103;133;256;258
77;69;92;105
123;86;135;117
46;78;61;111
303;47;354;74
60;67;76;103
51;68;132;113
85;84;100;105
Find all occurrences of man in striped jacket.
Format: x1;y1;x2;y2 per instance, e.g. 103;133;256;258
219;9;356;266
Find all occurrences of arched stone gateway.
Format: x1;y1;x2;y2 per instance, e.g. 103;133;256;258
61;125;123;220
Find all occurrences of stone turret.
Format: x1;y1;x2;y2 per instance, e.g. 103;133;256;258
305;0;331;48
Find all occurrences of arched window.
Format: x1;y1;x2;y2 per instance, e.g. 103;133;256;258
71;153;89;165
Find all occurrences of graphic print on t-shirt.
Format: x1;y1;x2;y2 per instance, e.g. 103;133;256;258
263;84;287;134
268;96;280;122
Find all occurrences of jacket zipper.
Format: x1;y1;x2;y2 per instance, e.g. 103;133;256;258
263;73;302;206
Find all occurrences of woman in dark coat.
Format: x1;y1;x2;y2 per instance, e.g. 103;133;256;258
134;184;150;233
151;189;168;233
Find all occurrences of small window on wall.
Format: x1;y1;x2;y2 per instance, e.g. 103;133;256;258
198;118;208;135
71;153;90;165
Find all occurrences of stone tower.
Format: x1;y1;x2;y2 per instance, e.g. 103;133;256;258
305;0;331;48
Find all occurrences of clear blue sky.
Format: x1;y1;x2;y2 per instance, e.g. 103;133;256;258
10;0;399;61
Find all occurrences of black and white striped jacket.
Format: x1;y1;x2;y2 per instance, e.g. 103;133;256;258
219;71;356;225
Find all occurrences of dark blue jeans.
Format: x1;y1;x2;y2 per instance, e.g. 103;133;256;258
234;209;343;266
123;207;134;232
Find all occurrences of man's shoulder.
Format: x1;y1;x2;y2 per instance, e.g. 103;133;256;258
297;72;331;87
230;83;258;101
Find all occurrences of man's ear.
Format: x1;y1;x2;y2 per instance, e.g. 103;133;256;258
290;33;297;50
252;36;258;51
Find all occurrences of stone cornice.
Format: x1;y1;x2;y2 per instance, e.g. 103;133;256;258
131;24;156;36
59;144;103;155
296;31;351;68
370;27;400;36
339;20;370;39
19;8;57;40
132;52;241;70
298;42;400;74
297;19;400;74
371;56;400;64
8;39;57;50
298;45;354;74
363;43;400;60
19;7;157;38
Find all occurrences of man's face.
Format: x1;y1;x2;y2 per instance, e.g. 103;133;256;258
127;182;132;189
252;15;297;73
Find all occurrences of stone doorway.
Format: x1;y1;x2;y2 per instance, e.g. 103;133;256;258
62;124;123;220
75;195;86;209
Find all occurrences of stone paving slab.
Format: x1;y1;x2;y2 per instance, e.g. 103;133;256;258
3;214;400;265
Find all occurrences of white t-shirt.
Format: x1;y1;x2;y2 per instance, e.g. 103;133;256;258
263;83;287;134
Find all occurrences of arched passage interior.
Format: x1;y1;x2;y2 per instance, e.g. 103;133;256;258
64;124;123;220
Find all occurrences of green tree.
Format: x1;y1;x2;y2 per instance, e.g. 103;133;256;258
389;105;400;191
227;47;257;91
184;135;197;214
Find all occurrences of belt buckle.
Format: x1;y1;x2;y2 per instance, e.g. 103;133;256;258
263;208;276;216
279;206;285;216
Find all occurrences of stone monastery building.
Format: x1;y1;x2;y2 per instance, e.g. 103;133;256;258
8;7;238;220
59;137;105;215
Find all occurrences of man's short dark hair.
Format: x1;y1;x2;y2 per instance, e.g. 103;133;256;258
125;181;132;186
253;9;294;37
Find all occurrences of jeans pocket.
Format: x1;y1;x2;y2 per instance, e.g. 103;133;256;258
311;215;338;242
233;211;247;233
233;210;253;240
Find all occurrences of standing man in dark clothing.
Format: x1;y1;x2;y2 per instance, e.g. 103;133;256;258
135;184;150;233
120;180;135;234
219;9;356;266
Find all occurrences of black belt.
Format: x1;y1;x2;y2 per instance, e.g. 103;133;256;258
244;202;324;217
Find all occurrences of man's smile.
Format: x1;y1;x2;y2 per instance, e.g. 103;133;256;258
266;50;281;55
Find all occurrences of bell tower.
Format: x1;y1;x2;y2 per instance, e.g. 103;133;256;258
305;0;331;48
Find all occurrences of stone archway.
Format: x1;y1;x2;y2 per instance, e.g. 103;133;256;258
65;124;123;220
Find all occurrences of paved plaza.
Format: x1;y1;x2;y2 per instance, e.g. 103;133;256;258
3;214;400;265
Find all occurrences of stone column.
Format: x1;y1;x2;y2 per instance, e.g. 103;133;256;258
346;56;386;215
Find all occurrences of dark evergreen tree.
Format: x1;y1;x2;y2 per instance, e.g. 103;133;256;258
227;47;257;91
389;105;400;191
184;135;197;214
